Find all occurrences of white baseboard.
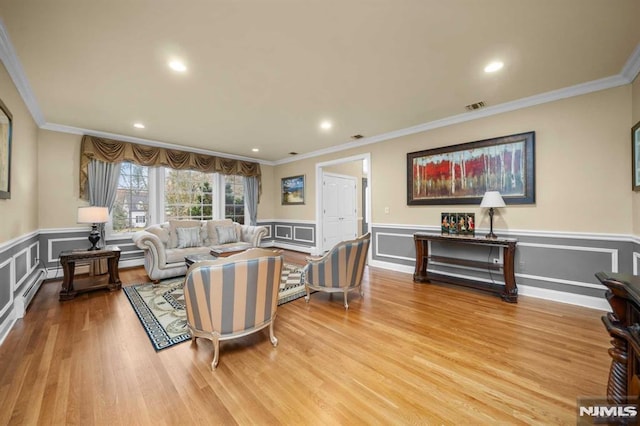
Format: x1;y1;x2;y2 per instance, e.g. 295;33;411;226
263;240;316;254
369;259;414;274
367;259;608;311
517;284;610;311
0;309;17;346
119;258;144;269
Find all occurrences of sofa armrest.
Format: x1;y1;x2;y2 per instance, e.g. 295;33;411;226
132;230;167;266
240;225;268;247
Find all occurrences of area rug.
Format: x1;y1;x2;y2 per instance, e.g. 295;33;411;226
123;263;305;351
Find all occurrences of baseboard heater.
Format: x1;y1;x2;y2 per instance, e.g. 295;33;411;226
15;267;47;318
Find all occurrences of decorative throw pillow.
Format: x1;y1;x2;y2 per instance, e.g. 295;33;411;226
176;227;202;248
168;219;201;248
206;219;233;245
216;225;238;244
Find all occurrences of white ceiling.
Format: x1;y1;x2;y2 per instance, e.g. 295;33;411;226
1;0;639;163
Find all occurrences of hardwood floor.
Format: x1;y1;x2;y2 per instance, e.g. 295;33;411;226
0;251;610;425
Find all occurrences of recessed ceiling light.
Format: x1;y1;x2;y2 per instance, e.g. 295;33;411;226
484;61;504;73
133;123;145;129
168;60;187;72
252;148;259;152
320;120;332;130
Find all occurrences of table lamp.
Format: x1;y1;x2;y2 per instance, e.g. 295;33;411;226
480;191;505;239
77;206;109;250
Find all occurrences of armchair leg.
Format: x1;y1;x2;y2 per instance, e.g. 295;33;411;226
305;285;311;303
212;337;220;370
269;321;278;347
344;291;349;310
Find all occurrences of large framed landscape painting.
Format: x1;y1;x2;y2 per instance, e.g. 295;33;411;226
281;175;305;205
407;131;535;205
0;97;12;200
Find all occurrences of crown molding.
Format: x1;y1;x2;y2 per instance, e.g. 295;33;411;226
621;42;640;83
40;122;273;165
0;18;45;125
274;73;630;165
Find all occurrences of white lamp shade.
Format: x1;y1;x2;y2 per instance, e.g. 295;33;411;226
77;206;109;224
480;191;506;208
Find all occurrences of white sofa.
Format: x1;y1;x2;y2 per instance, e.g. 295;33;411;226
132;219;268;282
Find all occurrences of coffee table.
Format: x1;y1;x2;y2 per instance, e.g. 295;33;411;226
184;253;216;268
210;243;250;258
184;245;249;268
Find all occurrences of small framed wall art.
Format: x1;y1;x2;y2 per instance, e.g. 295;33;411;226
281;175;305;205
633;120;640;191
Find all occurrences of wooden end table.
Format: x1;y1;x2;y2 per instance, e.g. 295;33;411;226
59;245;121;301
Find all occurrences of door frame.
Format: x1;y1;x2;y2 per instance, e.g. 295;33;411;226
315;152;371;258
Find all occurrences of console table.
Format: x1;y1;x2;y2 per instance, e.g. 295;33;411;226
59;246;121;301
413;233;518;303
596;272;640;404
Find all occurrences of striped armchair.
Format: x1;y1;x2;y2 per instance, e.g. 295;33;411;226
303;233;371;309
183;248;284;370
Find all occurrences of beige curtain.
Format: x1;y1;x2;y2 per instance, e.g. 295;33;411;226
79;135;261;199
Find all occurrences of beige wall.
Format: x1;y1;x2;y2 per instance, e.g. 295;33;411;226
0;63;39;243
37;130;85;229
271;162;318;220
24;81;640;237
267;85;632;234
256;163;275;221
632;75;640;236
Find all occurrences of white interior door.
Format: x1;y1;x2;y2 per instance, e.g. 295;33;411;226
322;173;357;251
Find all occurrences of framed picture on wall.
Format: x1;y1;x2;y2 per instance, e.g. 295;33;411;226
407;131;535;205
281;175;305;205
0;97;12;200
633;120;640;191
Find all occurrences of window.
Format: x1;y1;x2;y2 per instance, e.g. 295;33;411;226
107;164;245;236
112;162;149;234
225;175;245;224
163;168;216;221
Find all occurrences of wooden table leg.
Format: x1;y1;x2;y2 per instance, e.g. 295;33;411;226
413;238;430;283
501;243;518;303
107;251;122;291
59;258;77;301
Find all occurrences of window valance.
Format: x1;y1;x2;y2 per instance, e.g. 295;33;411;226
79;135;261;199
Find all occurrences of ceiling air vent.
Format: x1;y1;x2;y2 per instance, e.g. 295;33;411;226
351;134;364;139
289;152;298;155
465;101;486;111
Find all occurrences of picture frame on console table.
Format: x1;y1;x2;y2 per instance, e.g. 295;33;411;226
633;120;640;191
407;131;535;205
441;212;475;236
0;97;12;200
